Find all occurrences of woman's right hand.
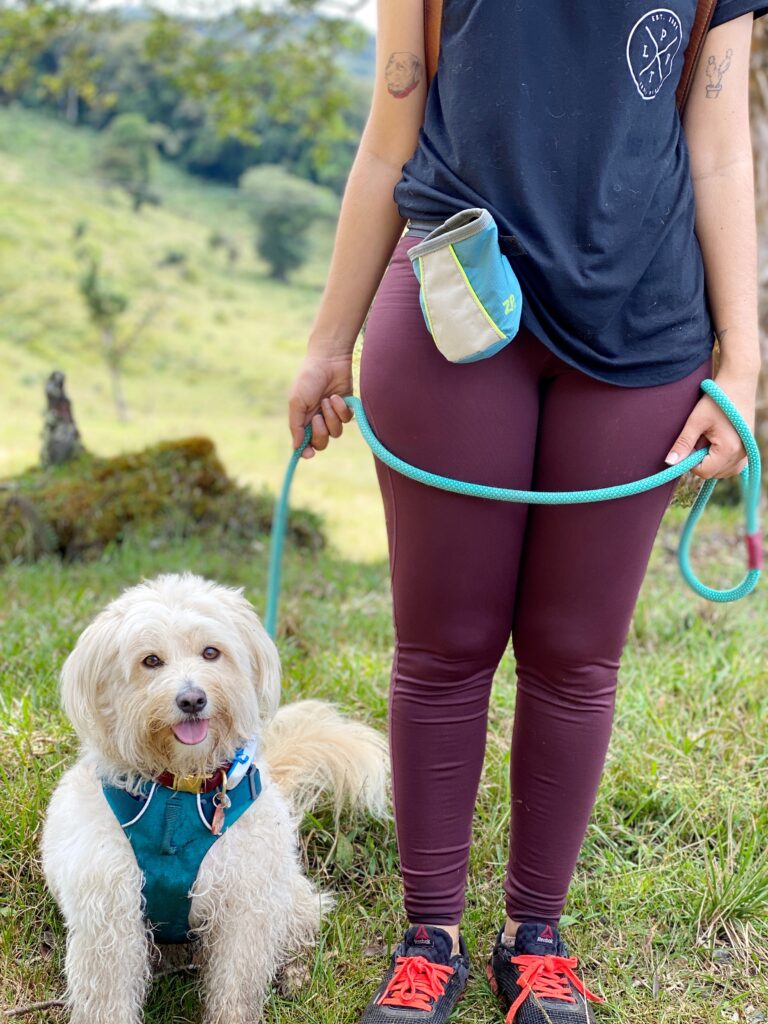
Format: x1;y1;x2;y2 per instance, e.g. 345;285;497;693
288;352;355;459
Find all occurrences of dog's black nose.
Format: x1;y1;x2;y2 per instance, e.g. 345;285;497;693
176;687;208;715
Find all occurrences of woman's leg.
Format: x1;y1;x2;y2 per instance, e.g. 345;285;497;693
360;235;549;928
504;351;712;926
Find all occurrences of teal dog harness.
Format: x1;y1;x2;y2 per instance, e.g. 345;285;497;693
102;745;262;943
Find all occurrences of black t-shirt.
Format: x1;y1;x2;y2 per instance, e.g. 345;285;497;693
394;1;768;387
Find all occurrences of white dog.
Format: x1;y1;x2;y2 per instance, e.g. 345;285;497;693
41;572;388;1024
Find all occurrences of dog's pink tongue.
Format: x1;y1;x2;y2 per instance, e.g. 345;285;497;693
172;719;210;745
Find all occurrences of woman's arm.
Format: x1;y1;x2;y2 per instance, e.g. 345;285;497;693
666;13;761;476
288;0;428;457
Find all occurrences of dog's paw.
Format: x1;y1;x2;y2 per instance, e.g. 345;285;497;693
275;957;312;999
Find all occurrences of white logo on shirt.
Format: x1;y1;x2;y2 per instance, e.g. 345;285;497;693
626;9;683;100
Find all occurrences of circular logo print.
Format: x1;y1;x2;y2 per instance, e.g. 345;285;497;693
626;8;682;100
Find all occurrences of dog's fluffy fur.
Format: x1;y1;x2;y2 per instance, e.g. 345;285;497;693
41;572;388;1024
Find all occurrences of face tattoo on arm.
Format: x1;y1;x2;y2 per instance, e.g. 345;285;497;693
705;48;733;98
385;51;423;98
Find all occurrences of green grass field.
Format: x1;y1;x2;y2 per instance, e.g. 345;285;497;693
2;108;767;1023
2;510;767;1022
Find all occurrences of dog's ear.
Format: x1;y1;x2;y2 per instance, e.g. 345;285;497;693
219;588;281;722
60;609;121;740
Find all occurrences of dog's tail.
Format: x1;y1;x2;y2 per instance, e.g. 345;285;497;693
262;700;389;818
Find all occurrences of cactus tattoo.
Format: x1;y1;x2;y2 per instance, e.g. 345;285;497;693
705;48;733;98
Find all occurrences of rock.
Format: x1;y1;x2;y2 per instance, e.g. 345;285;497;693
40;370;86;467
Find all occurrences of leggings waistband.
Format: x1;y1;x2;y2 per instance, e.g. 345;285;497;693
404;218;444;239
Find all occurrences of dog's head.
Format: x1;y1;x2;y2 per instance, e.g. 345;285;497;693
60;573;280;780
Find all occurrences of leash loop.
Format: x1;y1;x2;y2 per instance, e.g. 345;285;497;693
265;378;761;635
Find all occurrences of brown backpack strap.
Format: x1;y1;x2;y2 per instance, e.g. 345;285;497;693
425;0;717;111
424;0;443;83
676;0;718;112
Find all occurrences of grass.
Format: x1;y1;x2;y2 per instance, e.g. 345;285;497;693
1;503;767;1023
2;106;767;1023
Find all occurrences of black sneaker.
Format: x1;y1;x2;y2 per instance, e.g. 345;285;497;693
486;921;604;1023
359;924;470;1022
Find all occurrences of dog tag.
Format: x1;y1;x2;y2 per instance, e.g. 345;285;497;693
211;786;231;836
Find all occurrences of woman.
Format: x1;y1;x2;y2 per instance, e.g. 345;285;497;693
287;2;765;1020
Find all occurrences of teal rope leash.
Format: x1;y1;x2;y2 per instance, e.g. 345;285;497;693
265;378;762;636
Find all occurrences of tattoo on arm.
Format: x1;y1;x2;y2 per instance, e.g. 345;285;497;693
704;48;733;98
385;51;423;98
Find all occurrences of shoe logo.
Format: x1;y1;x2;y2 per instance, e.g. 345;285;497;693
414;925;431;944
538;925;555;944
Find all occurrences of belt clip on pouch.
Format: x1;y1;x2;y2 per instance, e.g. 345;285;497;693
407;207;523;364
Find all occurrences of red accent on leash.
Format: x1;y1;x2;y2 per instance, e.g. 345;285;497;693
746;533;763;571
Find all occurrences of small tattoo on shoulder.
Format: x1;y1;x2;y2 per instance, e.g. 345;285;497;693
705;48;733;98
385;51;423;98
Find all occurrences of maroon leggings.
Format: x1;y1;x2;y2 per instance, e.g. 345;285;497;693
359;233;711;927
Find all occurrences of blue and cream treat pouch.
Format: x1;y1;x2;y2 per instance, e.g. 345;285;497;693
407;207;523;364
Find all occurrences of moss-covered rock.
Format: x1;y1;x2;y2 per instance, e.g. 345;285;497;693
0;437;324;564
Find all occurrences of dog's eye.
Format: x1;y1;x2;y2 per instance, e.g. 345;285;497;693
142;654;163;668
202;646;221;661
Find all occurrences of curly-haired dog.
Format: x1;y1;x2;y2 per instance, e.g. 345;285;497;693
41;573;388;1024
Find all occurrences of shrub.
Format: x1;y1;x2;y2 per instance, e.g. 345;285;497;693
95;112;162;211
240;164;337;281
0;437;324;564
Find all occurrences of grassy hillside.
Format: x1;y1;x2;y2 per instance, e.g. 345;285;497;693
0;106;386;561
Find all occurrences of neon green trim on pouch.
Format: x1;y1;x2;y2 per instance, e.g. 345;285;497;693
447;244;506;340
417;256;436;337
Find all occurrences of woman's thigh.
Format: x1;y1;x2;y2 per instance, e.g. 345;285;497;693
511;353;713;667
359;235;551;656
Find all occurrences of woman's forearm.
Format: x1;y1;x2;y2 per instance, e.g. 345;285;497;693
307;143;409;359
691;154;762;380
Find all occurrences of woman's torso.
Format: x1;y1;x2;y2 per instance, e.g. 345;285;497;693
394;1;716;386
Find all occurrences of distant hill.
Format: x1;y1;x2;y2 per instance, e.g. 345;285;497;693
0;105;385;559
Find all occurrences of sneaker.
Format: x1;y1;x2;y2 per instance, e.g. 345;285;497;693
486;921;604;1023
359;924;470;1022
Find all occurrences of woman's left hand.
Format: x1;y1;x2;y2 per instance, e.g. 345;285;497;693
664;370;759;480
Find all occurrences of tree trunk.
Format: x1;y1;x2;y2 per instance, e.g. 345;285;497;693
40;370;86;467
102;326;129;422
65;85;79;125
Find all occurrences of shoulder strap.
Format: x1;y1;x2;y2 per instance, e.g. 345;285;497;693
424;0;718;112
424;0;443;84
676;0;718;113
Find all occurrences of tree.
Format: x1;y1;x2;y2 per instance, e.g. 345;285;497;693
95;112;161;211
40;32;115;124
76;248;160;421
143;4;367;176
240;164;337;281
0;0;73;103
0;1;117;116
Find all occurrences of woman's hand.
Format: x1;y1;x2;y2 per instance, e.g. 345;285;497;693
664;369;758;479
288;352;354;459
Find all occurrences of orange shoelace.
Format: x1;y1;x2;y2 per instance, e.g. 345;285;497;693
506;954;604;1022
377;955;455;1011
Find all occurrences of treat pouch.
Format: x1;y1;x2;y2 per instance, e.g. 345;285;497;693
407;207;523;363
